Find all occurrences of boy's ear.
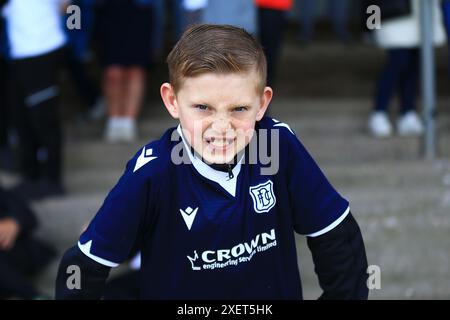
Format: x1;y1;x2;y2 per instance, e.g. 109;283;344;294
256;86;273;121
160;83;179;119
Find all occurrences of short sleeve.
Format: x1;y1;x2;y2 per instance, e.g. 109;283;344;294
79;153;152;267
286;133;349;236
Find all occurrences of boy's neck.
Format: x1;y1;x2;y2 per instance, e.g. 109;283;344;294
178;125;239;179
191;145;238;173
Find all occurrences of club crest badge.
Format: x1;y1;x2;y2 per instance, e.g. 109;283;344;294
249;180;276;213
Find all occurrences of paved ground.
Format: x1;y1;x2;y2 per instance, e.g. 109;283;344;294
1;37;450;299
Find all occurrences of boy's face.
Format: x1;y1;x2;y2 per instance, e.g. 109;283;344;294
161;71;272;164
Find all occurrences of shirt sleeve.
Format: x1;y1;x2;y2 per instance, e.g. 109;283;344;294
285;132;349;236
79;152;153;267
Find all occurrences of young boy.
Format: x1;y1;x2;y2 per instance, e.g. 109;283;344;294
56;24;368;300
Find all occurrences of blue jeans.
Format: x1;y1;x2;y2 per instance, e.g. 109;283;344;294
374;48;419;114
442;0;450;78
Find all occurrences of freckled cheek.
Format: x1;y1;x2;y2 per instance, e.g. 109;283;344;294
235;122;256;142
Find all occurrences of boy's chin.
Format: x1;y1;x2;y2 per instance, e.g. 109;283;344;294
201;151;237;165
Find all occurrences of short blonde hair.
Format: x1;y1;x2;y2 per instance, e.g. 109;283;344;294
167;24;267;93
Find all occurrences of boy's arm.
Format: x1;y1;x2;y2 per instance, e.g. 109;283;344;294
274;122;368;299
55;245;111;300
55;143;159;299
306;212;369;300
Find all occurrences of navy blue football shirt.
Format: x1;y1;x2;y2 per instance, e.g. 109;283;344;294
79;117;350;299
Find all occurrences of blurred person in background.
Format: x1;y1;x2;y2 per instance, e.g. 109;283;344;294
172;0;208;41
367;0;446;138
255;0;293;87
182;0;208;30
0;0;12;172
150;0;165;62
297;0;353;45
149;0;207;62
202;0;257;35
65;0;103;122
2;0;67;200
0;185;56;300
98;0;153;143
442;0;450;79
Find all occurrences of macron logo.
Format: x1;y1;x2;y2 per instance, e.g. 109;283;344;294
272;118;295;135
180;206;198;231
133;147;157;173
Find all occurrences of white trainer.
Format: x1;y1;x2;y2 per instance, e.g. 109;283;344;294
104;117;122;143
120;118;138;143
368;112;393;138
397;111;424;137
104;117;138;143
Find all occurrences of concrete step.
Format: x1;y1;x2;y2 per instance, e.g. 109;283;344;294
62;159;450;192
63;130;450;172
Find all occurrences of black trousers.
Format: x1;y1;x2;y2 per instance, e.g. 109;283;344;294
9;48;64;182
0;251;38;299
0;235;55;300
66;52;99;111
0;57;8;147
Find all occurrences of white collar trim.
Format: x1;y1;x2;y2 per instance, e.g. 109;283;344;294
176;125;242;197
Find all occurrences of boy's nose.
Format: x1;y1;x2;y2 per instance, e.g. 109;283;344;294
211;117;232;134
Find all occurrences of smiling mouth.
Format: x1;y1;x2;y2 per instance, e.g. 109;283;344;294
204;137;236;150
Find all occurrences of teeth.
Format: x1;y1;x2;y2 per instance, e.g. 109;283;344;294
205;138;234;148
211;140;229;147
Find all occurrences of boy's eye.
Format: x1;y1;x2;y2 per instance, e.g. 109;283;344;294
195;104;209;111
233;106;248;112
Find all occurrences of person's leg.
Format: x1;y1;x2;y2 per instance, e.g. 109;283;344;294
22;49;64;186
442;0;450;78
172;0;186;41
0;57;8;148
298;0;316;43
9;59;41;181
8;235;56;276
66;0;99;112
399;49;419;114
369;49;409;137
103;65;125;118
0;252;40;299
0;58;14;172
113;66;146;142
123;66;146;119
258;7;287;87
151;0;166;61
396;48;423;136
328;0;351;43
374;49;409;112
103;65;130;142
66;51;100;113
